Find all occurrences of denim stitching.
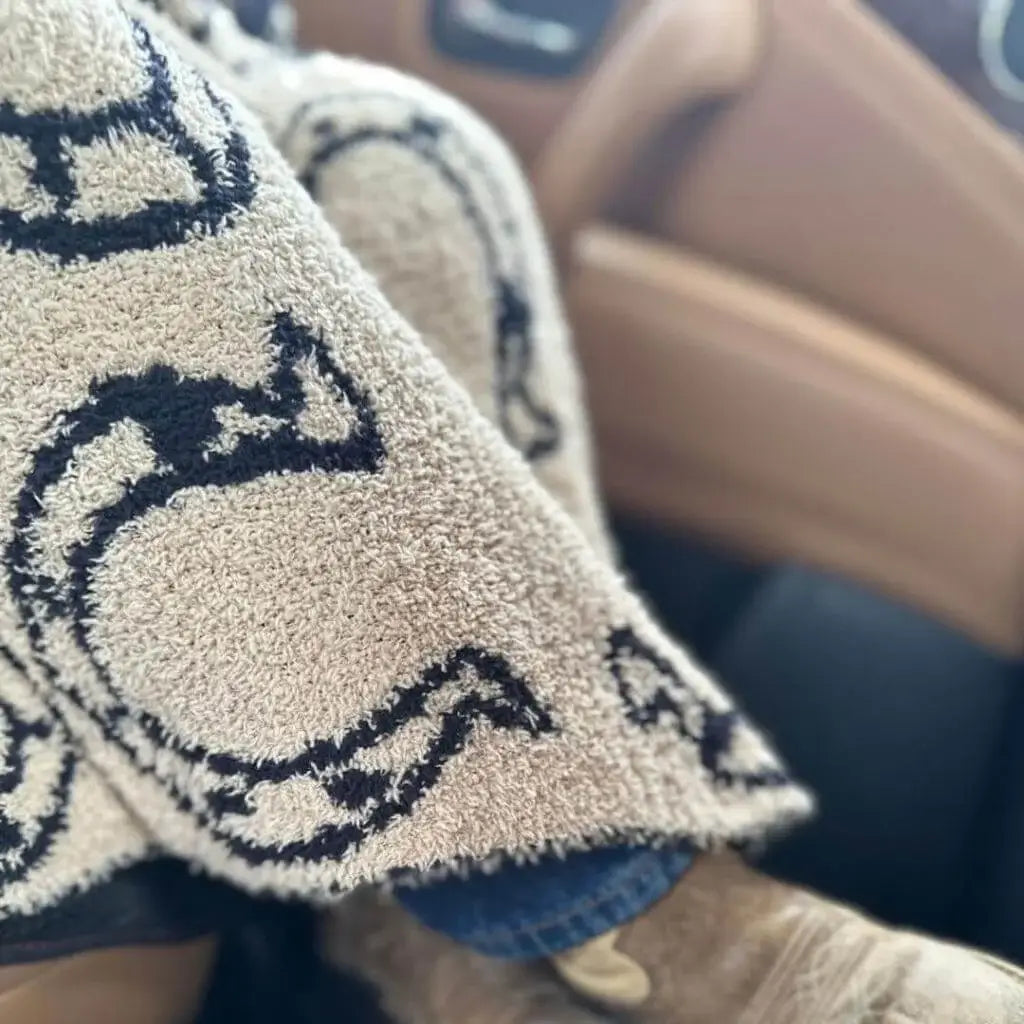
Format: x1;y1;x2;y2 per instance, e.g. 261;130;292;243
459;849;691;956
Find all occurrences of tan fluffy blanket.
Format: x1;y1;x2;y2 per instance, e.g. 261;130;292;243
0;0;810;918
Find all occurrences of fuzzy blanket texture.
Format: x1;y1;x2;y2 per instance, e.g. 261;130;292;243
0;0;811;919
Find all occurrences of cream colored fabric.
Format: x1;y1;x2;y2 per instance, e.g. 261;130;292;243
140;0;612;556
0;0;809;920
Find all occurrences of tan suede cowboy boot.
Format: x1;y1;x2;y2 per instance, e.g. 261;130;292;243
552;853;1024;1023
321;857;1024;1023
321;889;609;1024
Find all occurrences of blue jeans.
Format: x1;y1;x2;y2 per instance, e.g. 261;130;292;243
397;844;694;959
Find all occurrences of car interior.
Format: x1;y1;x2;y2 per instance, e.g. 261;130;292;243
108;1;1024;1020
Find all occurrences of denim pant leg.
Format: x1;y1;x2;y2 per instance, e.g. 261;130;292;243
396;845;693;960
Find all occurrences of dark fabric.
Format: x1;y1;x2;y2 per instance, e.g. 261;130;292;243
611;517;768;665
397;844;693;958
615;520;1021;947
956;665;1024;965
0;859;250;965
195;901;392;1024
719;568;1016;938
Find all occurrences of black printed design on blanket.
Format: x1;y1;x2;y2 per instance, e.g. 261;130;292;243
283;96;561;463
0;647;75;886
607;627;791;791
0;20;255;264
3;311;554;865
201;646;555;866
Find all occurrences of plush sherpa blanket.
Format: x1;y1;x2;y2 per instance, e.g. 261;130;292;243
0;0;812;919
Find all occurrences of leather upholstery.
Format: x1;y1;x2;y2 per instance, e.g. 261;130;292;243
292;0;1024;656
0;940;216;1024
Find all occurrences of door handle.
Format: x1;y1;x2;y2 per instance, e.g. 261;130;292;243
431;0;618;77
445;0;580;58
981;0;1024;101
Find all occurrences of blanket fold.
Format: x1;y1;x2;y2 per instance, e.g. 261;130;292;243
0;0;810;919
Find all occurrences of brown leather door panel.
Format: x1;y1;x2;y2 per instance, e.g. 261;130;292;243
295;1;1024;417
294;0;1024;411
0;938;217;1024
641;0;1024;414
290;0;647;162
570;228;1024;656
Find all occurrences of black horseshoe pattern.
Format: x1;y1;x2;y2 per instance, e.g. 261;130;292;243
4;311;556;866
281;93;561;463
0;19;255;264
